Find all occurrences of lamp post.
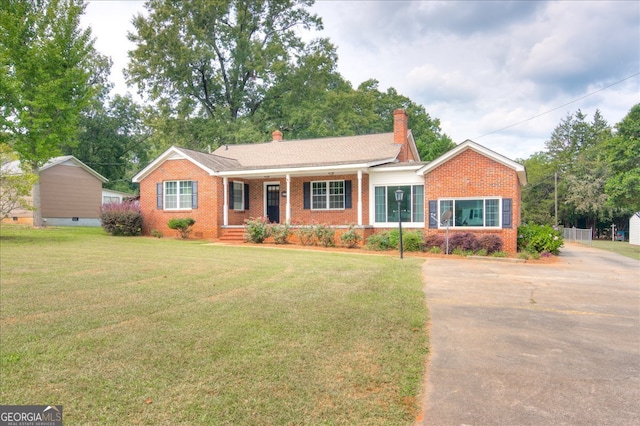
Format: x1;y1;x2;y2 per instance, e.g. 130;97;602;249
395;189;404;259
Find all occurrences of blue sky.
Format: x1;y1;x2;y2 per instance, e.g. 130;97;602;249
82;0;640;160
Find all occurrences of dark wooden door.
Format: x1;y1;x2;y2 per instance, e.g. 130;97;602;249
266;185;280;223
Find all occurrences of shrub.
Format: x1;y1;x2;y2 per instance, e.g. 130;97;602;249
476;234;503;254
428;246;442;254
491;251;508;258
100;201;142;236
340;225;362;248
168;217;196;239
517;224;563;255
424;234;445;250
365;232;393;251
314;223;335;247
448;232;478;252
294;224;315;246
244;217;270;243
269;223;290;244
390;230;424;252
151;229;163;238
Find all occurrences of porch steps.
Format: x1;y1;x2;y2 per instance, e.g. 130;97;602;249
219;228;246;243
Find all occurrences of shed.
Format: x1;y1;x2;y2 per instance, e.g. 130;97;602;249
630;212;640;246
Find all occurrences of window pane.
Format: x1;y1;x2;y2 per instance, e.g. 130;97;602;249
440;200;453;226
455;199;483;226
179;181;192;209
387;186;410;222
412;185;424;222
375;187;386;222
233;182;244;210
328;181;344;209
485;199;499;226
165;181;177;209
312;182;326;209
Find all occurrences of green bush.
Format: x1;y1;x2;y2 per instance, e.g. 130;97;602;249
100;201;142;236
269;223;290;244
168;217;196;239
313;223;335;247
365;232;393;251
517;223;563;255
294;224;315;246
340;225;362;248
244;217;270;243
388;229;424;252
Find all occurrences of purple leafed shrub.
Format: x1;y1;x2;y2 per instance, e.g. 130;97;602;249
423;234;445;250
447;232;478;252
100;200;142;236
476;234;503;254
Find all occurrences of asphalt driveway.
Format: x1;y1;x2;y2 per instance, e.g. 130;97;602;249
418;243;640;425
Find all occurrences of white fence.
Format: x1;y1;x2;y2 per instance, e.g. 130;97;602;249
563;227;592;245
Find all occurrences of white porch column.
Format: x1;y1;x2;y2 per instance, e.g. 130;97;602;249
223;177;229;226
286;174;291;224
357;170;363;226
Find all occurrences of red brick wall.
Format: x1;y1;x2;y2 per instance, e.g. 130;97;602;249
423;149;522;253
139;159;222;239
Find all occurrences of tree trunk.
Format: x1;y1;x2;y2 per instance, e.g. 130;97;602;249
31;166;42;227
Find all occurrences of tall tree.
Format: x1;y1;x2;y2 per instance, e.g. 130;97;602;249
0;144;37;220
602;104;640;212
520;152;556;225
0;0;108;225
127;0;324;146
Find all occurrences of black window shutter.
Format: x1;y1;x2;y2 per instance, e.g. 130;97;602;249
428;200;438;229
303;182;310;209
502;198;512;228
344;180;352;209
244;183;250;210
191;181;198;209
156;183;163;210
229;182;234;206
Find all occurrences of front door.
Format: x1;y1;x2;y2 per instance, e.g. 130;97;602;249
266;184;280;223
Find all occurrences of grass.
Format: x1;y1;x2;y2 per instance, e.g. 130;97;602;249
0;225;428;425
589;239;640;261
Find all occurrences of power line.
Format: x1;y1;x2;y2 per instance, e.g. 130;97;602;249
473;72;640;140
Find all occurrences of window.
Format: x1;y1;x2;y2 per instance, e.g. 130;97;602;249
312;180;344;210
165;180;193;210
232;181;244;210
439;198;500;227
374;185;424;223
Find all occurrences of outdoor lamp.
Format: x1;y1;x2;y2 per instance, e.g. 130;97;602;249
395;189;404;259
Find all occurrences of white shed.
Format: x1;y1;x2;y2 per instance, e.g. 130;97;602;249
630;212;640;246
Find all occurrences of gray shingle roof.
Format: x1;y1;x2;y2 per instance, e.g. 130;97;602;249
211;133;401;170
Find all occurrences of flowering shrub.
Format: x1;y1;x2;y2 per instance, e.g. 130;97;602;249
244;217;270;243
269;223;290;244
340;225;362;248
168;217;196;239
294;224;315;246
313;223;335;247
100;200;142;236
517;223;563;255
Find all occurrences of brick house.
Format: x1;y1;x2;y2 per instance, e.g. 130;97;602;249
132;109;527;252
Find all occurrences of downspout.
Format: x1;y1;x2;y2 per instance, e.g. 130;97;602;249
286;174;291;224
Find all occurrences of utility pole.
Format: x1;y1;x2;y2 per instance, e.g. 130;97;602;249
554;172;558;226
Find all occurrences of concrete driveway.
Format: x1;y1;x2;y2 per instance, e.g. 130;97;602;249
418;243;640;425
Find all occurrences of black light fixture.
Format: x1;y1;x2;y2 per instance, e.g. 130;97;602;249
395;189;404;259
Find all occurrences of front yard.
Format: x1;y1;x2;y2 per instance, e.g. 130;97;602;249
0;226;428;424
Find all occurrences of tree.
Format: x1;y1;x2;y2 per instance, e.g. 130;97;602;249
602;104;640;212
0;0;108;225
64;95;151;192
0;144;37;220
520;152;556;225
127;0;324;146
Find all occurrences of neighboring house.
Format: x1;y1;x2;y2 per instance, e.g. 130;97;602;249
102;188;136;204
3;156;108;226
630;212;640;246
132;109;527;252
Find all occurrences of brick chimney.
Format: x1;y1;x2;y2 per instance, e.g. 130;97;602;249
393;109;409;162
272;130;283;141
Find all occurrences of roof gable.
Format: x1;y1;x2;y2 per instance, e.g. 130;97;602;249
4;155;108;182
417;139;527;185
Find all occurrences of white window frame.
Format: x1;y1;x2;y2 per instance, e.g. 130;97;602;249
164;180;193;210
311;180;345;210
438;197;501;228
373;184;424;224
232;181;245;211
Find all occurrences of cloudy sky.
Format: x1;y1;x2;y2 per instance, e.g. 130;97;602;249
82;0;640;160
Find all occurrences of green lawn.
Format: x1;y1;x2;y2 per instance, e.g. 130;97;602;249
0;226;428;425
590;239;640;261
